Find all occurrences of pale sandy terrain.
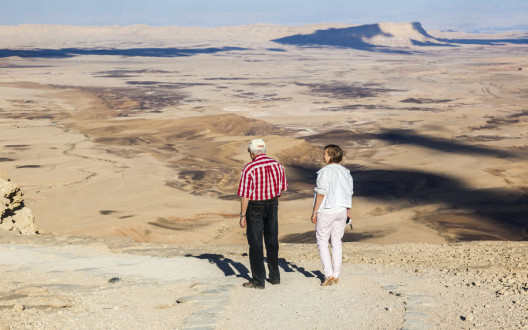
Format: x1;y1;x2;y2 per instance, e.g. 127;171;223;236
1;23;527;244
1;23;528;328
0;232;527;329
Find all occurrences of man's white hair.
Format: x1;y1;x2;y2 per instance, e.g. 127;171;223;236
250;146;266;154
249;138;266;154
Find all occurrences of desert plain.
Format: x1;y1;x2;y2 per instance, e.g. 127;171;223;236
0;22;528;329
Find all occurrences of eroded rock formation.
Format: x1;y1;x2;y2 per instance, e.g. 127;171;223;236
0;169;38;234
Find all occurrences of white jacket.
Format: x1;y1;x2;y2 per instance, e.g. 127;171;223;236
314;163;354;214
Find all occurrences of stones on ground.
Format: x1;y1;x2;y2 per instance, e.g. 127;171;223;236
107;277;120;283
155;302;177;309
177;296;191;304
461;314;474;322
497;288;509;296
16;286;49;295
13;303;25;312
42;297;71;308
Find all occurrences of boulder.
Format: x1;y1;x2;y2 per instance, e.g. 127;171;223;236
0;170;38;234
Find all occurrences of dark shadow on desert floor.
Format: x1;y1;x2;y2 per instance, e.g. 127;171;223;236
188;254;322;280
190;253;250;279
281;230;387;244
307;128;525;159
375;129;524;159
278;258;323;281
0;47;248;59
353;168;528;238
299;129;528;241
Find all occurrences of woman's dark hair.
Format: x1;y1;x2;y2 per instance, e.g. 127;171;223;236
324;144;343;163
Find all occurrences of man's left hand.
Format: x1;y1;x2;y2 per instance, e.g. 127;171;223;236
240;216;247;228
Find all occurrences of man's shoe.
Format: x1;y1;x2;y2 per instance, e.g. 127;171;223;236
266;278;280;285
242;281;264;289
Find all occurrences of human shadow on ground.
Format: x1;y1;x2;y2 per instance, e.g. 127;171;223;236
278;258;323;281
0;47;248;59
190;253;251;280
294;129;528;241
189;254;323;280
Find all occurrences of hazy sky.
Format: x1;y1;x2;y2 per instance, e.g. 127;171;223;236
1;0;527;32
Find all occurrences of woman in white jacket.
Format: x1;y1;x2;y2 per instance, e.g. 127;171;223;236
311;144;354;286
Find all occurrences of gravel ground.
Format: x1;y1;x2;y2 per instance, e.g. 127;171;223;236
0;232;527;329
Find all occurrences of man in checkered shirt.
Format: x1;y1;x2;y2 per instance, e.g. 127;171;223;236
238;138;287;289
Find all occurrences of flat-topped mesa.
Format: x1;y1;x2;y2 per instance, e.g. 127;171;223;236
0;169;38;235
367;22;440;47
273;22;445;49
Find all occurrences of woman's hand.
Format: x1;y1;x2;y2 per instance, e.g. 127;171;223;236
312;193;324;225
240;215;247;228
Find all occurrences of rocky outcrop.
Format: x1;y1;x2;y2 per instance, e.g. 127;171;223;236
272;22;448;52
0;169;38;234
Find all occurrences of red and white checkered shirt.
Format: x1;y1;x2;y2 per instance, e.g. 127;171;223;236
237;154;287;200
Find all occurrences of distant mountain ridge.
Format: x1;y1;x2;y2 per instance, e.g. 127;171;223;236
272;22;444;52
272;22;528;52
1;22;527;56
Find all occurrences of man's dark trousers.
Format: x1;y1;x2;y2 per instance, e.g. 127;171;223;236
246;197;280;288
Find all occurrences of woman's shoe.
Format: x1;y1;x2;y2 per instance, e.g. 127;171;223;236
321;277;334;287
333;277;339;285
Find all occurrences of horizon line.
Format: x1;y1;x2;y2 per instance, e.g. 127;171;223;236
1;21;528;34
